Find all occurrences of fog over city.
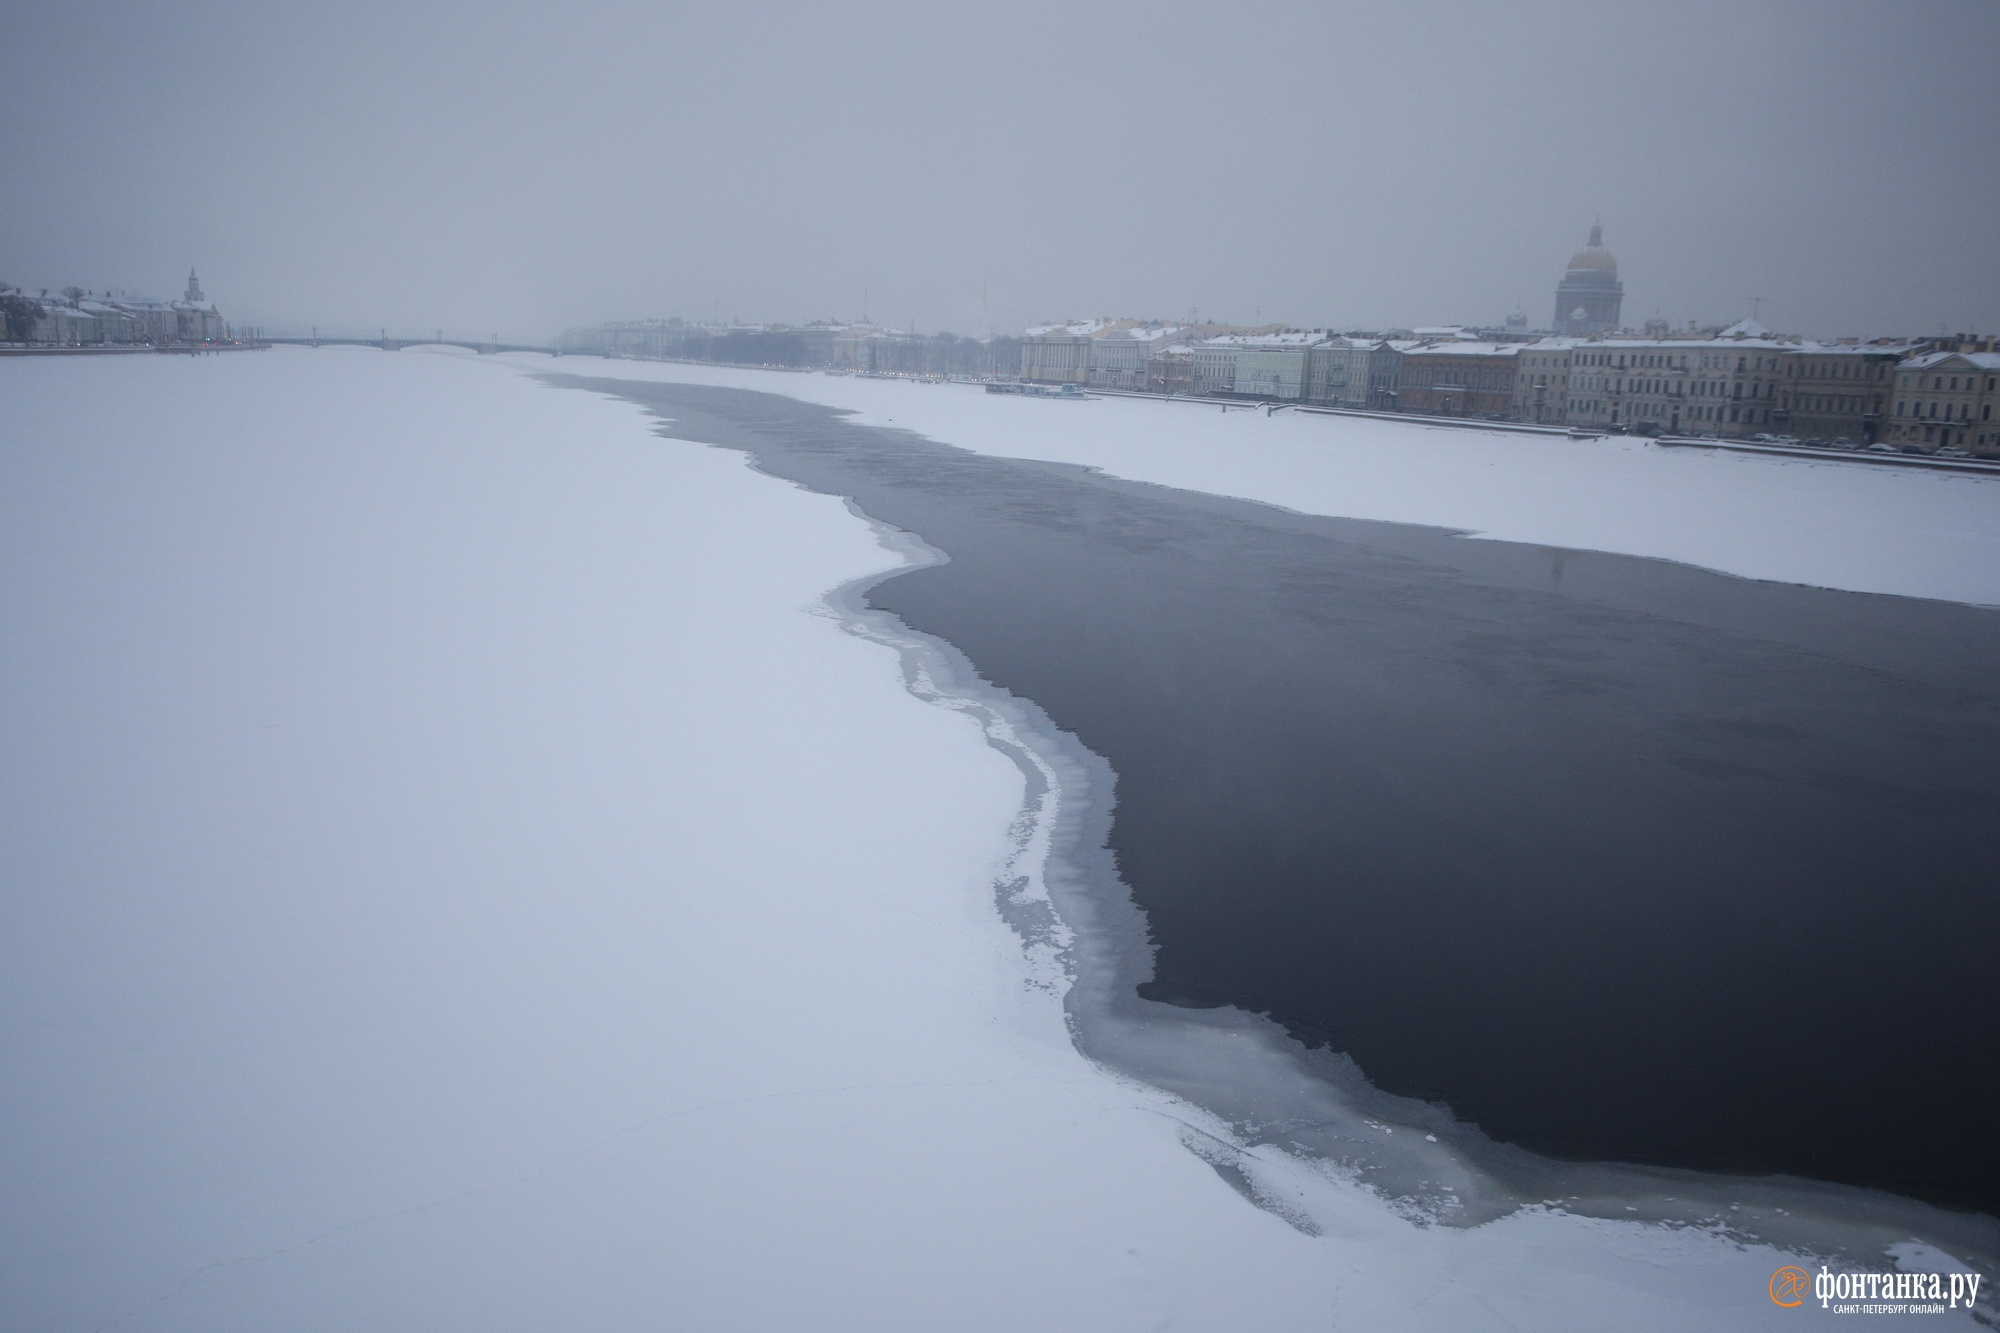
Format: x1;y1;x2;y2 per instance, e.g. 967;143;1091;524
4;0;1997;341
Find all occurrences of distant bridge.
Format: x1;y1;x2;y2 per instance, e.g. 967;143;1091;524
266;333;560;356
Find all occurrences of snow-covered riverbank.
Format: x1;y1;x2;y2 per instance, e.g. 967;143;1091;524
528;356;2000;607
2;347;1983;1330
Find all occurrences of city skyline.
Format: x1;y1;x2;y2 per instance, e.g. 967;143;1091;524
4;0;1998;342
14;215;1980;349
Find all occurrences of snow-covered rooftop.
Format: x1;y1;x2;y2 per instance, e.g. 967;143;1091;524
1200;331;1321;350
1788;342;1919;357
1580;335;1794;352
1403;341;1520;358
1025;319;1117;338
1718;317;1770;338
1093;324;1183;343
1900;350;2000;371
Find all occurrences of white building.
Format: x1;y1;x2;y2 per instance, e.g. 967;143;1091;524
1190;337;1242;397
1566;322;1793;436
1512;338;1576;424
28;301;101;344
1020;319;1115;385
78;299;141;343
1307;336;1396;408
1184;331;1318;399
110;297;184;344
1885;351;2000;453
169;269;225;343
1087;324;1186;391
1229;331;1321;400
13;271;225;346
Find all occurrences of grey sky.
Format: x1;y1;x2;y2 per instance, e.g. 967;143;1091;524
4;0;1996;340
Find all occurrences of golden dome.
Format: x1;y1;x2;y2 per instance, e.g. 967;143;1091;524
1566;224;1617;273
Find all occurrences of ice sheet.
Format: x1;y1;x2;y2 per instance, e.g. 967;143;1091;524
0;346;1984;1330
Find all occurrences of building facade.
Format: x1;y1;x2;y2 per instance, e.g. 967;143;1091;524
1566;328;1790;436
557;318;689;357
1775;344;1907;443
1020;319;1113;384
1191;338;1242;397
1368;342;1411;409
1397;342;1519;417
1884;352;2000;453
114;297;184;344
1088;324;1184;390
1228;331;1320;399
1146;344;1197;395
11;270;224;346
1511;338;1575;424
1306;336;1385;407
173;269;225;342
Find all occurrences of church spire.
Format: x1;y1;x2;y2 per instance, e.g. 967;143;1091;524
1588;221;1603;248
184;269;204;303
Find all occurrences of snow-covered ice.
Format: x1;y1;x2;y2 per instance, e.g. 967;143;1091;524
0;346;1986;1330
535;357;2000;607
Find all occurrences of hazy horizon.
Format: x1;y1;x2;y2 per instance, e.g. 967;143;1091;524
5;0;1997;342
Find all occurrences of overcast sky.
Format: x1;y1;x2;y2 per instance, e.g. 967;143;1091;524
4;0;1996;340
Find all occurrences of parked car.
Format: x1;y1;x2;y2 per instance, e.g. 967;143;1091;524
1865;443;1899;454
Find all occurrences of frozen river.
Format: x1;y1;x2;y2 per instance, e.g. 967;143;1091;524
578;375;2000;1219
2;346;1992;1330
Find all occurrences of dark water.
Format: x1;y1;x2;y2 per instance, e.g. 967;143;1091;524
564;378;2000;1218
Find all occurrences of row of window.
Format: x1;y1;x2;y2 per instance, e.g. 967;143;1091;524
1565;400;1759;424
1898;401;1995;420
1574;351;1762;371
1900;374;1998;391
1414;374;1505;389
1570;374;1776;398
1786;396;1875;414
1788;361;1885;381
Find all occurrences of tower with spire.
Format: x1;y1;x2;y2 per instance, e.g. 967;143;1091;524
184;269;204;304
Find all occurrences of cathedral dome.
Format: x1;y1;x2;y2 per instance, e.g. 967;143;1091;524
1566;224;1617;273
1553;223;1624;335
